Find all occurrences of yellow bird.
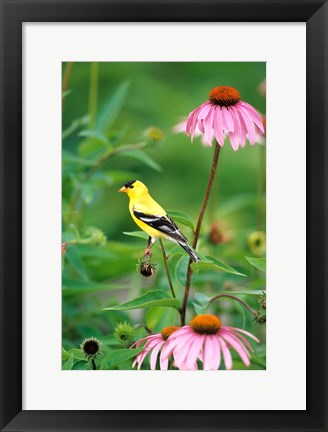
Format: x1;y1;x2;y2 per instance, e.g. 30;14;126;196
119;180;200;262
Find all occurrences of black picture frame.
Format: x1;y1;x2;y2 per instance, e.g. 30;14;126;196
0;1;327;431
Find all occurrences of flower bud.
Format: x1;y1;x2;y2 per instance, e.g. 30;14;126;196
137;257;157;277
80;337;102;359
248;231;266;256
254;310;266;325
258;291;266;309
85;227;107;247
114;322;136;346
144;127;164;146
208;221;232;245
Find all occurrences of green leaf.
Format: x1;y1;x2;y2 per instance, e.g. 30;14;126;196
62;347;71;361
65;247;89;281
191;255;246;277
72;360;92;370
62;150;94;167
175;256;188;287
192;301;208;315
62;115;89;139
101;348;144;370
78;139;108;159
123;231;149;240
62;278;124;296
191;292;211;315
146;306;180;333
246;257;266;272
78;129;111;146
80;183;96;205
96;81;130;132
250;352;266;368
119;150;162;172
62;354;74;370
218;193;258;216
167;210;195;231
68;348;85;360
103;290;181;311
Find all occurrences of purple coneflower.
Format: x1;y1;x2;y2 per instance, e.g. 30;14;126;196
161;314;259;370
186;86;264;151
131;326;180;370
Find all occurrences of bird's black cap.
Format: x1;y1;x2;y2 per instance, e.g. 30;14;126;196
124;180;136;189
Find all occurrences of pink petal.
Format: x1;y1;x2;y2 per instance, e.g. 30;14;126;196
203;335;221;370
228;107;242;151
218;337;233;370
144;338;162;350
197;102;212;121
149;341;163;370
159;353;169;370
130;334;160;349
221;329;253;352
221;107;234;133
221;333;250;366
237;107;256;145
178;360;198;371
182;334;205;370
213;106;225;146
227;327;260;343
186;111;198;140
171;333;198;367
239;102;264;133
235;108;247;148
203;106;216;145
186;103;207;139
134;348;150;370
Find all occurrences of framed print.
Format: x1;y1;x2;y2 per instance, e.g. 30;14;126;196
0;1;327;432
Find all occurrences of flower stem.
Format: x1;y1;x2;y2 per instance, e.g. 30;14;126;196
159;239;176;299
180;143;221;325
209;294;257;316
257;144;266;229
91;359;97;370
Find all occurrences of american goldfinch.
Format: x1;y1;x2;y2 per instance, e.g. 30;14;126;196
119;180;200;262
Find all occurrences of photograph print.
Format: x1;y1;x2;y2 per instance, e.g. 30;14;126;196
62;62;266;371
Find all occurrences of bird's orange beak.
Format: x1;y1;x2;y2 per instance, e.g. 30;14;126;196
118;186;127;193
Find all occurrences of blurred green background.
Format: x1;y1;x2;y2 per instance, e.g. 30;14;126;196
62;62;266;370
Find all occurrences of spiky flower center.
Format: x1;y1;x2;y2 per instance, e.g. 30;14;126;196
161;326;180;340
209;86;240;107
190;314;221;335
81;337;101;357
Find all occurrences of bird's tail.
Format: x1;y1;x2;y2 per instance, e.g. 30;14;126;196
178;242;201;263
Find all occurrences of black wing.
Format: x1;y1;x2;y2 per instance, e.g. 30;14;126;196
133;209;188;243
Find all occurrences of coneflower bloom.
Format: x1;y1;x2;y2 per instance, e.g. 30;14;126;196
186;86;264;151
161;314;259;370
131;326;180;370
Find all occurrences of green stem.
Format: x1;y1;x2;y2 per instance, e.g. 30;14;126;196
91;358;97;370
257;143;266;230
209;294;257;316
88;62;99;129
180;143;221;325
159;239;176;299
